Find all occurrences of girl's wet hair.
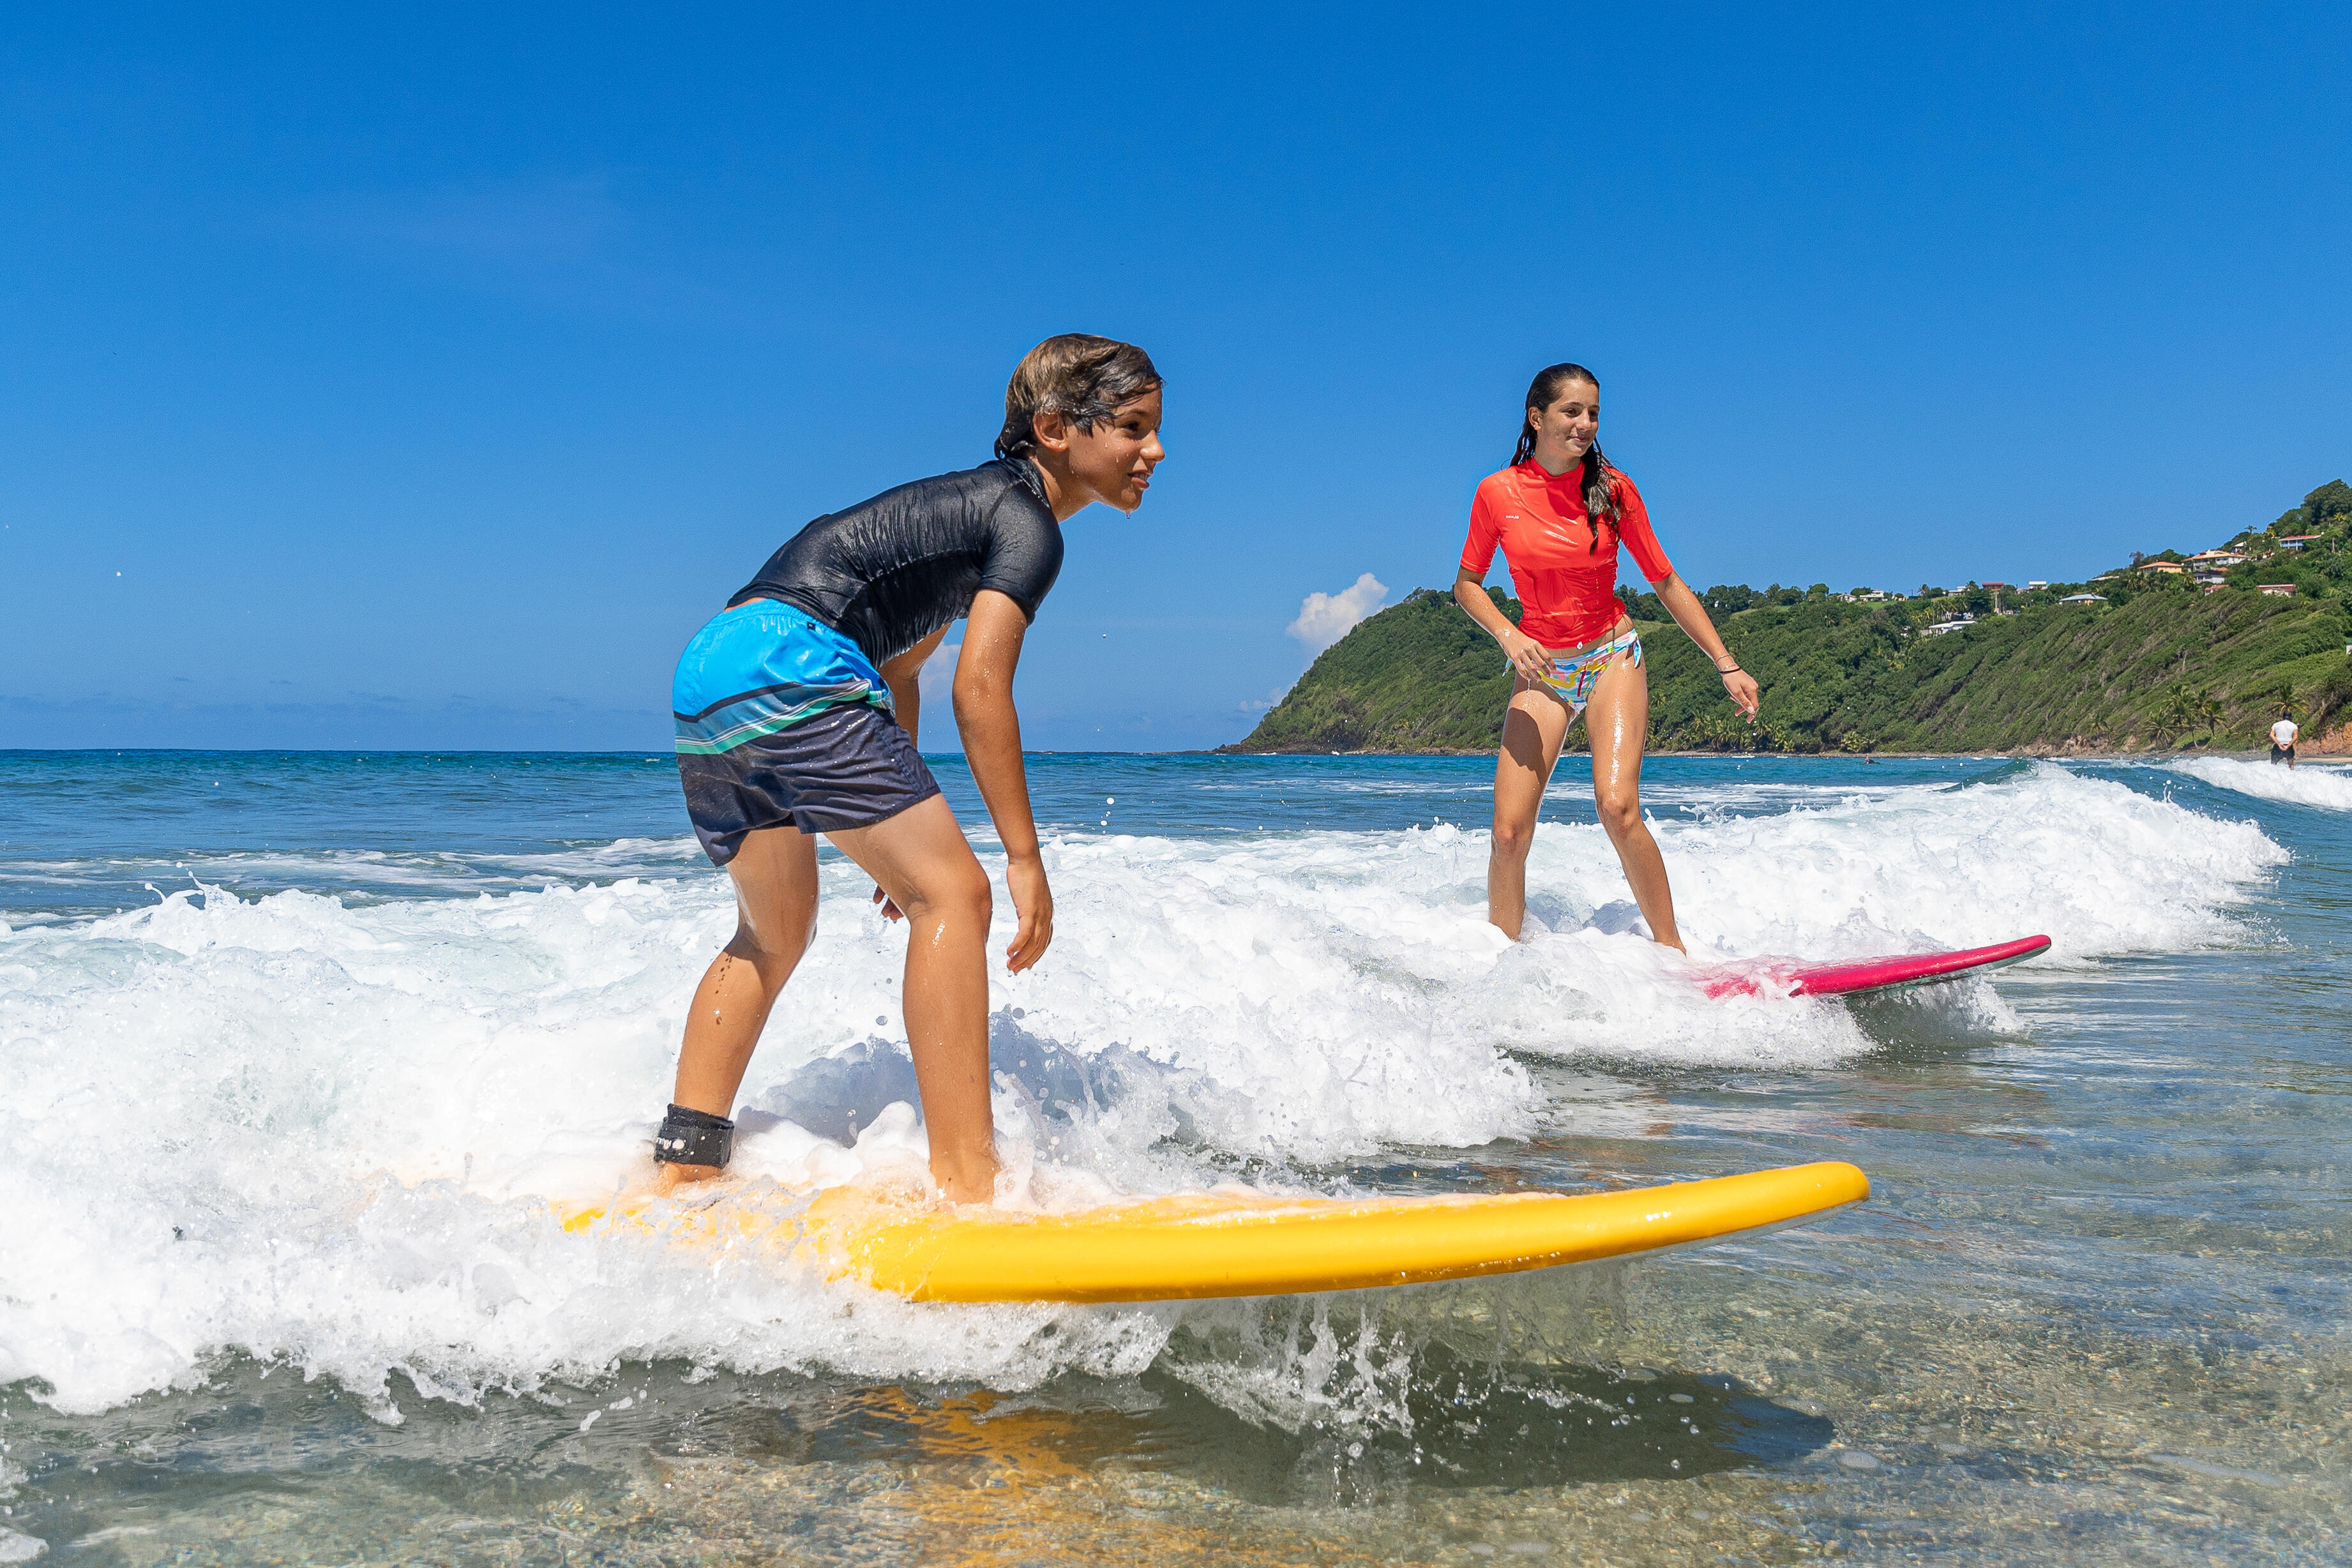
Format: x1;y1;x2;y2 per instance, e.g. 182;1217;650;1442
1511;362;1621;552
995;335;1163;460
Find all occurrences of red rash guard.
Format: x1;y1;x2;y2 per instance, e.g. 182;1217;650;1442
1459;462;1675;649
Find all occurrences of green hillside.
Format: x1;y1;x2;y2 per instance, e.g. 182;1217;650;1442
1228;482;2352;755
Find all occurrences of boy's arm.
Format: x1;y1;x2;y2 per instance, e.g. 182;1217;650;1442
877;624;951;745
861;624;954;921
954;589;1052;972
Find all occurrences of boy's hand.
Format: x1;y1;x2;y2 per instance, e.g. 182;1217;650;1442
871;884;903;921
1004;856;1054;972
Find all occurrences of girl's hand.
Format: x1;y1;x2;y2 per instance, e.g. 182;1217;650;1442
871;884;903;922
1722;667;1761;720
1500;628;1553;684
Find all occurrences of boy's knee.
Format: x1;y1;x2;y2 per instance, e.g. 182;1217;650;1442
906;862;992;925
727;901;816;969
948;864;993;923
1491;819;1535;861
725;923;790;969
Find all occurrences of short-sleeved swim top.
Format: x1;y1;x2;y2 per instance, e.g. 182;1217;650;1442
730;459;1064;666
1459;462;1675;649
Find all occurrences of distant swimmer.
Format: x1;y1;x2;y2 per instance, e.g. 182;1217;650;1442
2271;714;2299;767
1453;363;1761;953
660;336;1165;1203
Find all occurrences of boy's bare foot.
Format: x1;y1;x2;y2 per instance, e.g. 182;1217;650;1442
654;1161;724;1195
931;1152;1001;1206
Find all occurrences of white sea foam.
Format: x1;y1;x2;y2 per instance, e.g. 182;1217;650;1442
2169;755;2352;811
0;763;2285;1419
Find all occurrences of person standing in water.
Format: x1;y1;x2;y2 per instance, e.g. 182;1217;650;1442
658;336;1165;1203
1453;362;1760;951
2270;712;2299;767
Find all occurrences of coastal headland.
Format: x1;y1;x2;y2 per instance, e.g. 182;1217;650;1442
1228;481;2352;758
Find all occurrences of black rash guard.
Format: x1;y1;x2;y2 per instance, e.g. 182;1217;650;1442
728;460;1065;666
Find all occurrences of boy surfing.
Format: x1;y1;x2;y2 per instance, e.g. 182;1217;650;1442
658;336;1165;1203
1454;362;1760;951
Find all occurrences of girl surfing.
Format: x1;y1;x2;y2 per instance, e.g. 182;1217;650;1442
1452;362;1760;951
660;335;1165;1203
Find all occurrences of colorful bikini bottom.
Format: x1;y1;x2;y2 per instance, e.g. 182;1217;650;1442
1534;627;1643;718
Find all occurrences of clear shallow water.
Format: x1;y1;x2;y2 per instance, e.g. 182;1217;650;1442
1;748;2346;1564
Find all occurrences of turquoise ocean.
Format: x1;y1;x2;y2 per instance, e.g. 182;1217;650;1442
0;748;2346;1564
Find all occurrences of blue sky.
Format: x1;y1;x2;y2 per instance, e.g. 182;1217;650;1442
4;4;2347;751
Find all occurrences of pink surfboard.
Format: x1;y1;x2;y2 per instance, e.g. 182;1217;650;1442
1701;934;2051;1002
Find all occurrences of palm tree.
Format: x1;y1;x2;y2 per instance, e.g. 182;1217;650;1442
2158;688;2224;746
2153;684;2197;741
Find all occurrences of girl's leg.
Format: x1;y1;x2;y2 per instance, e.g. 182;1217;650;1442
1584;654;1684;953
824;794;999;1204
665;825;822;1185
1488;676;1571;939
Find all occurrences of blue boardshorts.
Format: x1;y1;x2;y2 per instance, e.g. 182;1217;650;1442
672;599;941;865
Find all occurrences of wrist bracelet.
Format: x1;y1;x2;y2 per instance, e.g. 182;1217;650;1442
1717;663;1744;676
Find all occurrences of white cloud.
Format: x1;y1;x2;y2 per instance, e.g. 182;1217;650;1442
1286;573;1389;657
1239;684;1289;713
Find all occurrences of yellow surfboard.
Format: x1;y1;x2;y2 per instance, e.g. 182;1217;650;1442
561;1161;1867;1304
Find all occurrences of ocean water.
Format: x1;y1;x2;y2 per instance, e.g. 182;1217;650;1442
1;748;2346;1564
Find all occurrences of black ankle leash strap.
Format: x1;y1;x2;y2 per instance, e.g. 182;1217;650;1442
654;1103;735;1167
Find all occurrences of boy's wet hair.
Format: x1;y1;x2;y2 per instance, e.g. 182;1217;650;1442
995;335;1162;460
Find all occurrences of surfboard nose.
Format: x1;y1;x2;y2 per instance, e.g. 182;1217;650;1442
810;1159;1874;1304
